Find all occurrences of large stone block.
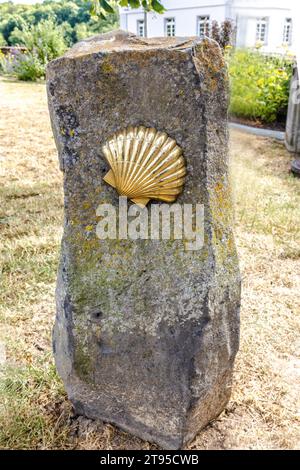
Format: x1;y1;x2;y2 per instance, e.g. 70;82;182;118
47;30;240;449
285;66;300;154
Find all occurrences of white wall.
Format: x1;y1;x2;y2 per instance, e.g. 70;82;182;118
120;1;227;38
233;1;295;52
120;0;296;54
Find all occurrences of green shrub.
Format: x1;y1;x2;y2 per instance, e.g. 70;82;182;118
1;20;67;81
12;52;45;81
0;50;18;75
0;51;7;73
12;19;67;66
227;49;293;123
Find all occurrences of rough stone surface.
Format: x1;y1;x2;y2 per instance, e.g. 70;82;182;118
285;66;300;154
47;30;241;450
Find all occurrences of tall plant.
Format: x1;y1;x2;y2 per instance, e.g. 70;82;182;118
3;20;67;80
13;19;67;65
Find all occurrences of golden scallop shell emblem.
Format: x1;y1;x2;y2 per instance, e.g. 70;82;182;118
101;126;186;207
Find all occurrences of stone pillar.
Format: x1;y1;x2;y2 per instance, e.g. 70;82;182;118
47;30;240;450
285;66;300;154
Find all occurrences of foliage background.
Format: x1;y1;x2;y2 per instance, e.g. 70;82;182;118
0;1;295;120
0;0;118;47
0;0;119;80
227;48;293;123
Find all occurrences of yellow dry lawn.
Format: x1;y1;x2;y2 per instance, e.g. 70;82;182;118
0;77;299;450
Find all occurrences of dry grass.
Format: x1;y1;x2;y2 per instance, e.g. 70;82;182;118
0;77;299;450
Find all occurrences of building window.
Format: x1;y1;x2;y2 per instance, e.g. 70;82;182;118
256;17;268;44
198;15;210;38
137;20;145;37
283;18;292;45
165;18;175;37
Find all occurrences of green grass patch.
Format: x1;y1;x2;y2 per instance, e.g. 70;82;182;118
0;357;71;449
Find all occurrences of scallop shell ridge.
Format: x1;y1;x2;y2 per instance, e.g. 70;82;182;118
101;126;186;207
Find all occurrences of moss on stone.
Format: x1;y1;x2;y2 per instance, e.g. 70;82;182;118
101;59;115;75
74;340;93;382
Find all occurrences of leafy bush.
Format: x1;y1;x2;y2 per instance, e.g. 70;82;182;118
0;20;67;81
0;51;9;73
12;52;45;81
0;49;21;75
12;20;67;66
227;49;293;123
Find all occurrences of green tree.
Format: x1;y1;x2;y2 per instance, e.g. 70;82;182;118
0;32;6;46
1;14;27;43
13;19;67;64
89;0;165;18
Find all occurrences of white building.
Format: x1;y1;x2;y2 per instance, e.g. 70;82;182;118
119;0;296;54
